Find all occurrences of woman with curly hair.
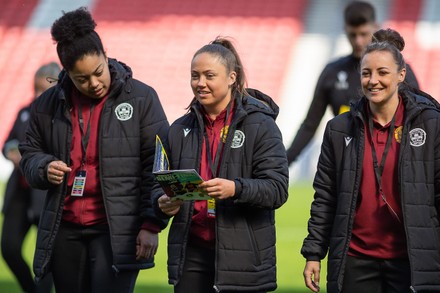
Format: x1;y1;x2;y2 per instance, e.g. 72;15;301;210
19;7;169;293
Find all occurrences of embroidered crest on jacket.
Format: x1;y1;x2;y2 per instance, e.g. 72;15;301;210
115;103;133;121
231;130;245;148
409;128;426;147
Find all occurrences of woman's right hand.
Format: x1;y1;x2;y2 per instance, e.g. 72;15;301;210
304;260;321;292
47;160;71;185
158;194;183;216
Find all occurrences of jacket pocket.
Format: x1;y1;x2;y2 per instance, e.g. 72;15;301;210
431;210;440;254
246;222;262;266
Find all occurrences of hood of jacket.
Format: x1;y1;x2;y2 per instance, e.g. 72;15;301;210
242;88;279;119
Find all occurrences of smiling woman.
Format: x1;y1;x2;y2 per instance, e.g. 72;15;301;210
153;37;289;293
18;6;170;293
301;28;440;293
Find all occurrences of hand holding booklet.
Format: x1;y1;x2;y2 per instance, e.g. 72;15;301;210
153;135;211;201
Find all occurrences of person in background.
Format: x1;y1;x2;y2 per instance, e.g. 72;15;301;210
301;28;440;293
285;0;419;165
1;61;60;293
19;7;169;293
154;37;289;293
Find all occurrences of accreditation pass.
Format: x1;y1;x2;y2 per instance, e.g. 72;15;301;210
71;170;87;197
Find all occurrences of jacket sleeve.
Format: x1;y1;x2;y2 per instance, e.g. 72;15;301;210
286;66;331;164
3;109;22;157
435;115;440;217
19;100;58;189
301;121;337;261
233;115;289;210
138;86;170;230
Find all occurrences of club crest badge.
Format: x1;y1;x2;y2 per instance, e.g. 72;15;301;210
231;130;245;148
409;128;426;147
115;103;133;121
394;126;403;143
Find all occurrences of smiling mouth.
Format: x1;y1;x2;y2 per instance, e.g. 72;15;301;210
368;88;383;92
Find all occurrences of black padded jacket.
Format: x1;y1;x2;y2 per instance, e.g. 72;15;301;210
19;59;169;280
301;87;440;292
153;89;289;292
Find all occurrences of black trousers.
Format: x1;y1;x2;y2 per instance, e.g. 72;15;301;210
1;184;52;293
51;221;139;293
175;244;267;293
341;256;411;293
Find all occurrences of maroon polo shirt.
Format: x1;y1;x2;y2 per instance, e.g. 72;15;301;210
62;89;108;226
189;102;234;248
349;96;407;259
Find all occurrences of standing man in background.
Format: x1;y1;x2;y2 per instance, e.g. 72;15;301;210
1;62;60;293
286;1;419;165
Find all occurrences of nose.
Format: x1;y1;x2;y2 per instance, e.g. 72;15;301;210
369;72;379;84
90;77;99;89
197;76;206;87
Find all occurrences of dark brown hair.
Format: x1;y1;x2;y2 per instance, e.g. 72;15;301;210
364;28;406;71
51;7;105;71
344;1;376;26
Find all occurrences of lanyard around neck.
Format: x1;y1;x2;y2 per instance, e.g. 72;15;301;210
367;110;401;223
78;101;96;166
368;113;396;187
203;101;232;178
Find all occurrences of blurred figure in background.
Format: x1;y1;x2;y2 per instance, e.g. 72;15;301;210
285;0;419;165
1;62;60;293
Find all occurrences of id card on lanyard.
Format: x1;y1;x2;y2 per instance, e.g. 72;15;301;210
203;101;232;218
71;101;94;197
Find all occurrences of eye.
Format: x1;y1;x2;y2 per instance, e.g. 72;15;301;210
191;73;199;80
206;73;215;79
95;71;103;77
76;78;87;84
361;71;370;77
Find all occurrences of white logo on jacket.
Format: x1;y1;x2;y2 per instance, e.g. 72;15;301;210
344;136;352;146
409;128;426;147
115;103;133;121
183;128;191;137
335;71;348;90
231;130;245;148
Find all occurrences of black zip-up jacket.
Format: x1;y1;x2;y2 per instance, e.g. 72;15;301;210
286;54;419;164
19;59;169;280
3;105;31;214
301;87;440;292
3;105;47;223
153;89;289;292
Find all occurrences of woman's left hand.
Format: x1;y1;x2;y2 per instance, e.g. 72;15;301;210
136;230;158;260
199;178;235;199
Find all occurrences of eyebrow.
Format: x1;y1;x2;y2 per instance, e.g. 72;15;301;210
73;63;104;78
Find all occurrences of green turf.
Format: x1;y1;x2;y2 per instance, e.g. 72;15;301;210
0;181;328;292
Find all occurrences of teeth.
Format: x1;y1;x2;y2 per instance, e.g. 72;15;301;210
369;89;381;92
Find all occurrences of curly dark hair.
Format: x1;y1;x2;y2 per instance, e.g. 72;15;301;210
51;7;105;71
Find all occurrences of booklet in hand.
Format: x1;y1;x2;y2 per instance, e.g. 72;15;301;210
153;135;210;201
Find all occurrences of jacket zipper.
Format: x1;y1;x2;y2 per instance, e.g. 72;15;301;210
42;99;72;276
338;110;365;289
